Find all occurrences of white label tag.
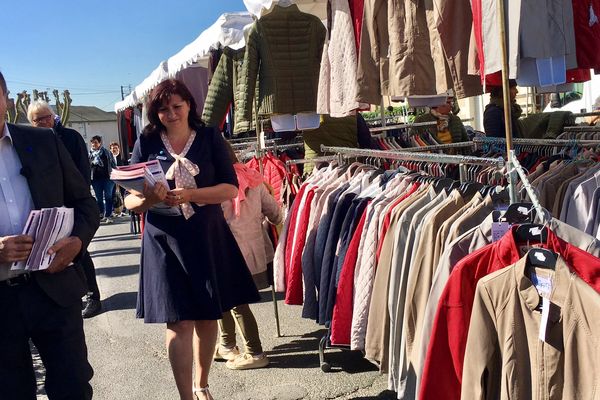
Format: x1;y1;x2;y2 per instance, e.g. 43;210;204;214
531;272;553;297
492;222;510;242
529;226;543;237
539;297;550;342
534;251;547;263
517;206;529;215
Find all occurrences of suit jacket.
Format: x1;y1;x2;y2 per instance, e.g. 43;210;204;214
54;124;91;186
8;123;100;307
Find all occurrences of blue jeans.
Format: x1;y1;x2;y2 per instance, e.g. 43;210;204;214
91;179;115;218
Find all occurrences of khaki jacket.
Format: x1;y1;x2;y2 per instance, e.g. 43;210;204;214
462;255;600;400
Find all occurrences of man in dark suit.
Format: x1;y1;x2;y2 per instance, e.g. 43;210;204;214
0;71;100;399
27;100;103;318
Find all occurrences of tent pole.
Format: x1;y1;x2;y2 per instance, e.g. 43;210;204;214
498;0;517;204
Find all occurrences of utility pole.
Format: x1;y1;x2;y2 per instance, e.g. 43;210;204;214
120;84;132;100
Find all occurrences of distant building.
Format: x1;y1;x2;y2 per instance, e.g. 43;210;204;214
65;106;119;146
15;105;119;148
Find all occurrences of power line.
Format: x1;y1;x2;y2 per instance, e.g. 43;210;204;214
6;79;120;92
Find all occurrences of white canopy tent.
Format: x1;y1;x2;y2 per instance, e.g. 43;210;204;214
114;1;327;112
115;12;253;112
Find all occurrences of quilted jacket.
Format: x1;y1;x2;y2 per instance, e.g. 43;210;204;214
330;202;369;345
238;4;326;122
202;47;254;134
317;0;367;117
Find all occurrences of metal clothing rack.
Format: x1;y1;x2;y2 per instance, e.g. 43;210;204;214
472;137;600;148
509;150;547;223
563;126;600;132
285;155;339;167
400;141;474;152
572;111;600;118
320;145;504;184
369;120;437;134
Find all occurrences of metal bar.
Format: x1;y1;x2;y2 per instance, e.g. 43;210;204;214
473;137;600;147
572;111;600;118
563;125;600;132
497;0;517;204
320;145;504;167
510;150;547;223
400;142;474;152
286;155;339;166
369;120;437;133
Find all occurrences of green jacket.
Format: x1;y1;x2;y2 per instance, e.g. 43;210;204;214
238;4;326;124
303;115;358;174
202;47;255;134
409;112;468;143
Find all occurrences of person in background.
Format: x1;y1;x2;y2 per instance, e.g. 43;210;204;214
109;141;125;166
27;100;103;318
109;142;127;217
483;79;524;138
207;142;283;371
0;70;100;399
124;79;259;400
89;135;116;223
409;90;468;143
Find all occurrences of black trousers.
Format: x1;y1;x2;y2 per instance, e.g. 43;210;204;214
81;250;100;301
0;279;93;399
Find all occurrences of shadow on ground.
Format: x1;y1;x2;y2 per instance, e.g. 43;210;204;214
89;247;140;258
266;330;379;374
92;234;140;243
102;291;138;312
95;264;139;278
349;390;398;399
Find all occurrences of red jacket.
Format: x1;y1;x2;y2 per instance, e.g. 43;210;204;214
330;204;370;345
420;226;600;400
285;185;315;305
573;0;600;69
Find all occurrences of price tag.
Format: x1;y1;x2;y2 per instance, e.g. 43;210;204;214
492;222;510;242
539;297;550;342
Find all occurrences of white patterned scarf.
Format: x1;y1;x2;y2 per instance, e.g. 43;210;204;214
160;131;199;219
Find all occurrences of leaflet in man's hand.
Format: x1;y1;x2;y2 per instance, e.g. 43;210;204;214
12;207;74;271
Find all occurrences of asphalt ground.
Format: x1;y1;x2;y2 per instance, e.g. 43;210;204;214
36;217;396;399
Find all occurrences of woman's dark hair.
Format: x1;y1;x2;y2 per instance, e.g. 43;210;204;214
142;79;204;137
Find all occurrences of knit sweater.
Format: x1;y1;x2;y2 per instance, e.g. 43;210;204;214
238;4;326;122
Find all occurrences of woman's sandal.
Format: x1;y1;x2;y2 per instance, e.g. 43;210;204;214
193;385;214;400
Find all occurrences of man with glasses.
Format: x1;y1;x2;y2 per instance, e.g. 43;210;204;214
27;100;103;318
0;71;99;399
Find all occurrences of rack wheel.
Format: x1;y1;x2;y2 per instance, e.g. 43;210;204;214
321;362;331;373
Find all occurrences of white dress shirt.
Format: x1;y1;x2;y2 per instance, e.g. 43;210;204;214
0;123;35;281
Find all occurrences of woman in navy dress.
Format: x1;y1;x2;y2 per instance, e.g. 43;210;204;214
125;79;259;400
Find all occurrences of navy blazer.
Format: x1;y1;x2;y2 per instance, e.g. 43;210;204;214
8;123;100;307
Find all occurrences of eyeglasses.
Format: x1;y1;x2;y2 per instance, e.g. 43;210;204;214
32;114;53;124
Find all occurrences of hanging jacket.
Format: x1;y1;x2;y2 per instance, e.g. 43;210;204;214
238;4;326;122
317;0;367;117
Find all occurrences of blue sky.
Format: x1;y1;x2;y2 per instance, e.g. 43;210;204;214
1;1;245;111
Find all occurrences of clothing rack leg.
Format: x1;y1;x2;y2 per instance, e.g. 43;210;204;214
319;331;331;372
271;285;281;337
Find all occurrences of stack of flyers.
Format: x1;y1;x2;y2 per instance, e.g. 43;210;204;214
110;160;181;216
12;207;74;271
110;160;169;193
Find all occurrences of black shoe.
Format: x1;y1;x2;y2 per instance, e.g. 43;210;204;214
82;298;102;318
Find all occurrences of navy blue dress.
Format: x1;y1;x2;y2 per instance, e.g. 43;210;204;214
130;127;260;323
